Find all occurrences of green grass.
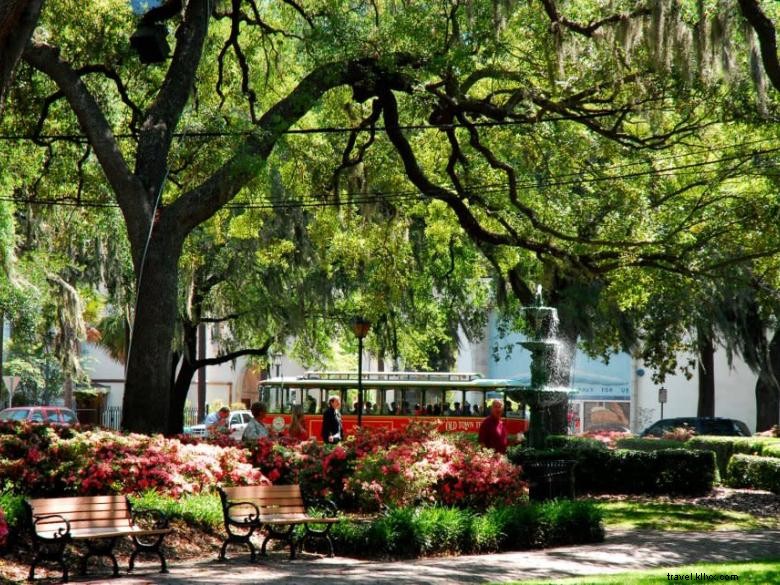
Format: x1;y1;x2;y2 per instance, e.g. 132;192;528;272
596;500;779;531
494;559;780;584
129;490;223;530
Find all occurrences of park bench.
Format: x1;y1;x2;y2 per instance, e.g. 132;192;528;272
25;494;171;582
218;484;339;561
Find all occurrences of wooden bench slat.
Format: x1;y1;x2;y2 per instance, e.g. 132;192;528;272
29;495;127;507
34;511;132;523
222;485;302;498
29;501;130;515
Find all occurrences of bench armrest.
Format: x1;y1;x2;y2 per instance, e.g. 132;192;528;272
225;500;261;525
32;513;71;540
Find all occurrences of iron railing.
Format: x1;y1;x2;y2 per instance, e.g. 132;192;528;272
99;406;201;430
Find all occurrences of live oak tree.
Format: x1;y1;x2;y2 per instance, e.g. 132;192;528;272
7;0;780;434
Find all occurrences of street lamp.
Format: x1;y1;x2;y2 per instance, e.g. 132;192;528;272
351;317;371;427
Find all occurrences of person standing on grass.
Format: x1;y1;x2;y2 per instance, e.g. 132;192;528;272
321;396;343;444
478;399;508;454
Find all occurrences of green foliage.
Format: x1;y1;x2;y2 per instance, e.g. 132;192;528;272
763;443;780;459
616;438;691;451
726;454;780;494
0;490;25;529
510;446;716;496
468;511;503;553
128;491;223;531
686;436;780;477
546;435;606;451
331;501;603;558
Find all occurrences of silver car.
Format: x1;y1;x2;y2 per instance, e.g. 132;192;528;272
184;410;253;440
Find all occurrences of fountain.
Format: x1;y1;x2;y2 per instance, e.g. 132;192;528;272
507;285;572;448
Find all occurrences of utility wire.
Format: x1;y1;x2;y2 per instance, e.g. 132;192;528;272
1;143;775;210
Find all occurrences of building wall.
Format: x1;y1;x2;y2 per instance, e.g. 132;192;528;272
634;349;759;433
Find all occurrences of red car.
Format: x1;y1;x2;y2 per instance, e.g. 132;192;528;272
0;406;78;425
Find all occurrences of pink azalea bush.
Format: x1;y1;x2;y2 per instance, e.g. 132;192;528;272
0;422;265;497
2;420;524;512
581;430;632;449
247;421;525;511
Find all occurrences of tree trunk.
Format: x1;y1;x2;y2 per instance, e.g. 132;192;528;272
0;0;43;112
697;328;715;417
756;328;780;431
121;233;183;435
197;322;206;421
167;320;198;434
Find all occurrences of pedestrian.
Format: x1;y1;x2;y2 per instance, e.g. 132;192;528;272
242;402;271;443
204;406;230;436
287;404;308;440
478;399;508;454
321;396;343;444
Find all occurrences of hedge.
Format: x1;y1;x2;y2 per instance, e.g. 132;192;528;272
328;500;604;557
545;435;606;451
615;438;687;451
726;454;780;494
685;437;780;477
509;446;716;496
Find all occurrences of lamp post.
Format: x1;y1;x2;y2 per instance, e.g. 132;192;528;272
351;317;371;427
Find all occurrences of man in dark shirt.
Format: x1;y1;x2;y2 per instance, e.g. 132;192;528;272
321;396;343;444
478;399;508;453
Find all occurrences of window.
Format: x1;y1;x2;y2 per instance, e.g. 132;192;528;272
46;410;60;422
61;410;78;424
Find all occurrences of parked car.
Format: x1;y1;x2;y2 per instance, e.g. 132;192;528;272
0;406;79;425
640;417;751;438
184;409;253;441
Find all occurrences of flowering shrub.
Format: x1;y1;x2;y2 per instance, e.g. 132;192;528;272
0;423;266;497
247;420;524;511
580;430;633;449
2;420;524;512
0;508;8;548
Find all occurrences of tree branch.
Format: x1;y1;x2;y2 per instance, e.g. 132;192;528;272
22;41;151;252
193;341;272;368
167;54;420;236
738;0;780;92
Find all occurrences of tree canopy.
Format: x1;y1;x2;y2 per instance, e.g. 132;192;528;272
3;0;780;431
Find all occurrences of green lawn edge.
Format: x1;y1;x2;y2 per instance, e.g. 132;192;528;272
494;559;780;585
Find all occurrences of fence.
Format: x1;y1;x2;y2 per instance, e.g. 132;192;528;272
99;406;201;430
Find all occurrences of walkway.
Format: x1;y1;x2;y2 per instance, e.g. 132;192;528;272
68;529;780;584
